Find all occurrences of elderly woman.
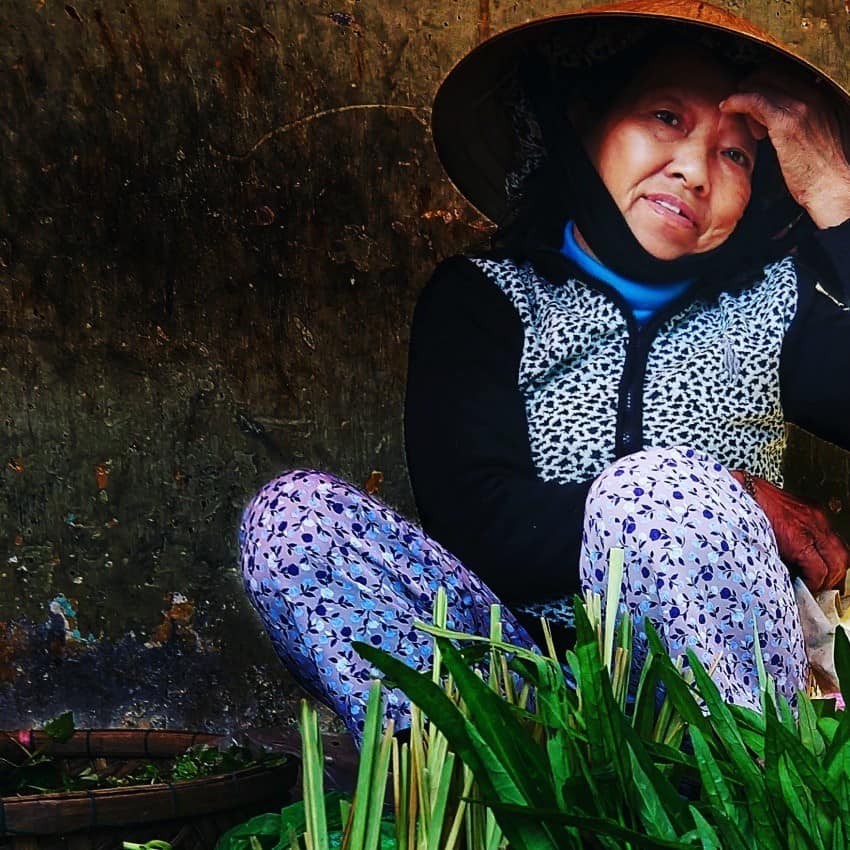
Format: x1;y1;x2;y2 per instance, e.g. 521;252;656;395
240;0;850;741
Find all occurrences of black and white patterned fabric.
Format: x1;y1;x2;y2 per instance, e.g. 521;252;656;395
470;256;798;487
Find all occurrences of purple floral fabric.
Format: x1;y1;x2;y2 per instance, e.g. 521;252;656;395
580;446;807;710
239;469;536;740
239;447;808;741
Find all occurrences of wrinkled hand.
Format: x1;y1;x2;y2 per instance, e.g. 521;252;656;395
720;67;850;228
731;471;850;593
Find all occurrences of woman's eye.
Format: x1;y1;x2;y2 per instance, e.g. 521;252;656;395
654;109;680;127
723;149;751;169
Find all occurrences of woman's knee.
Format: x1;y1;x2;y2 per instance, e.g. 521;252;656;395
242;467;349;528
582;444;777;565
239;468;350;570
589;445;729;498
584;445;747;532
248;468;348;511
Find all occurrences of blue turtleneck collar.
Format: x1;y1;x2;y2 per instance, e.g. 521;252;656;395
561;221;693;323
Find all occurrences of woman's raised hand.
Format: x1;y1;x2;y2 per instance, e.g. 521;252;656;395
732;471;850;593
720;68;850;229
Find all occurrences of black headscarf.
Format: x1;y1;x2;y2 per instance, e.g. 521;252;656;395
497;41;812;284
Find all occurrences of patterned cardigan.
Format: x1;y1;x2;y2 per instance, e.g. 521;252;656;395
470;254;797;488
404;225;850;606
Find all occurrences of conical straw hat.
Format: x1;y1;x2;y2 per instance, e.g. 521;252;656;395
432;0;850;223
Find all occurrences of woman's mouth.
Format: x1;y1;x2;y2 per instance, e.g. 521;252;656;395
643;194;698;229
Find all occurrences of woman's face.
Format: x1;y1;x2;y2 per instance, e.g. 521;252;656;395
582;50;759;261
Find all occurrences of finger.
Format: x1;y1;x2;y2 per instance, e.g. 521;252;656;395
717;94;768;140
720;92;788;136
814;529;850;590
791;537;831;593
728;83;841;144
720;91;791;129
831;555;850;592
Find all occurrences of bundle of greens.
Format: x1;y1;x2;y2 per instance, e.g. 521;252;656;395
218;549;850;850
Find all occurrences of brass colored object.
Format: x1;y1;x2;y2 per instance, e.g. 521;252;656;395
432;0;850;224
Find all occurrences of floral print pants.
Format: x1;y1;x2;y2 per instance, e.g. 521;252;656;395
239;446;807;741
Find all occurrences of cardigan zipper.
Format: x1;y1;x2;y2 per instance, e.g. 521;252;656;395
616;286;710;457
616;318;646;457
617;322;655;458
527;248;708;459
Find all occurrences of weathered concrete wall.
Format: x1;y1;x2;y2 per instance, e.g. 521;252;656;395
0;0;848;733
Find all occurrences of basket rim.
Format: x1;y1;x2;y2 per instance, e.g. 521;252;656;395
1;759;291;805
0;743;299;835
0;728;221;760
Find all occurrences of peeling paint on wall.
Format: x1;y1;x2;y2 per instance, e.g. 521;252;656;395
0;0;848;733
146;593;205;651
49;594;95;645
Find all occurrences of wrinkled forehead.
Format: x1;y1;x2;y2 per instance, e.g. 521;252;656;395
616;47;742;107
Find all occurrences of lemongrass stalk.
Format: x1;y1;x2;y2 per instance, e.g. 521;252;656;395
751;617;772;714
663;715;687;748
410;704;429;843
501;651;518;705
299;700;329;850
465;779;486;850
582;589;596;629
391;739;401;850
363;719;394;850
652;656;690;743
442;762;475;850
582;589;593;624
414;622;548;665
583;588;602;642
705;653;722;678
489;607;519;704
617;605;633;662
424;752;456;850
463;804;474;850
488;604;502;693
426;687;449;823
540;617;559;661
426;733;449;824
344;681;383;850
652;689;675;743
619;608;633;645
392;739;409;850
612;646;630;710
603;548;625;672
425;587;449;828
339;799;352;839
405;707;420;850
425;692;449;784
431;587;447;687
405;737;418;850
485;805;504;850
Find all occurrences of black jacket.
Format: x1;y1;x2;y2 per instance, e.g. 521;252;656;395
404;222;850;608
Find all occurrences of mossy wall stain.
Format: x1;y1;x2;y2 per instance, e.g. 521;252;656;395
0;0;847;732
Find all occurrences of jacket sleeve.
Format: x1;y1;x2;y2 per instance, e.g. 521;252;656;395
404;255;592;605
781;219;850;450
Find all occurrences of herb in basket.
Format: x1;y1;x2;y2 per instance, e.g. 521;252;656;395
1;713;285;796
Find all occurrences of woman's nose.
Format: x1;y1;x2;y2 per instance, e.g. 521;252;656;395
667;139;711;194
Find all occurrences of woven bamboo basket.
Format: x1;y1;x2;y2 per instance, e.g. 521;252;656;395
0;729;299;850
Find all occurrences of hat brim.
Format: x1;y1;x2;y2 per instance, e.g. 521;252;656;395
432;0;850;224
